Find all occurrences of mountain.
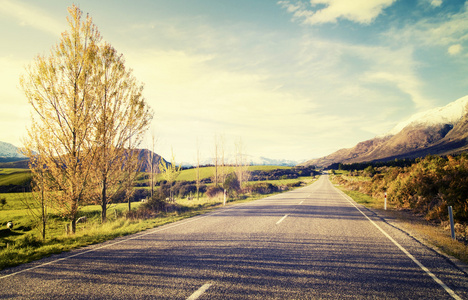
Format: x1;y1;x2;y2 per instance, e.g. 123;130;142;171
185;155;300;168
0;141;26;158
0;142;28;165
302;95;468;168
136;149;167;172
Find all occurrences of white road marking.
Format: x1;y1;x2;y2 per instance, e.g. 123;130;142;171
337;189;462;300
276;214;289;225
187;282;212;300
0;202;247;280
298;200;304;205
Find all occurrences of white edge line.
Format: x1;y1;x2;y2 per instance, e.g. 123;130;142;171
276;214;288;225
0;200;251;280
336;189;462;300
186;282;213;300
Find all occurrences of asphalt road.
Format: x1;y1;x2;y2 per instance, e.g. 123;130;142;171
1;176;467;299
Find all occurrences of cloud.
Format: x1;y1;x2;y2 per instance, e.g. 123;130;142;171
278;0;397;25
430;0;443;7
122;48;324;160
386;3;468;48
0;0;63;36
448;44;462;55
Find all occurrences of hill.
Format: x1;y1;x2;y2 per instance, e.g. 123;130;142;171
302;95;468;168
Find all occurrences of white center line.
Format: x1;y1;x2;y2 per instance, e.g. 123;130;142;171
187;282;213;300
276;214;289;225
298;200;304;205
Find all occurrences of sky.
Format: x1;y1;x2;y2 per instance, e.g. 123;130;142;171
1;0;468;164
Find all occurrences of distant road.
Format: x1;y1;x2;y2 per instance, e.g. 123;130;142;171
1;176;467;299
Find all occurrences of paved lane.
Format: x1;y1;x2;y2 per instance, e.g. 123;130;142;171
1;176;467;299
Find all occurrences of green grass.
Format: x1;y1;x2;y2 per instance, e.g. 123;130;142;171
0;175;314;270
138;165;294;183
0;169;31;186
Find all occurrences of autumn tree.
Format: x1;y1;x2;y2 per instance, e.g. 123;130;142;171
235;138;250;190
159;149;181;202
213;135;219;186
146;133;158;201
90;42;152;223
196;139;201;200
22;5;101;234
21;5;153;231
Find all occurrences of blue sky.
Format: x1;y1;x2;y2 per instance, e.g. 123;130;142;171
1;0;468;163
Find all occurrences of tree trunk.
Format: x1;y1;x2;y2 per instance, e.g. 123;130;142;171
71;218;76;234
41;177;46;240
101;178;107;223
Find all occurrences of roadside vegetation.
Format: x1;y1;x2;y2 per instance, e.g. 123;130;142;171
0;165;317;270
330;154;468;263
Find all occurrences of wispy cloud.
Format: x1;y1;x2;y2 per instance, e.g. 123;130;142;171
0;0;63;36
385;3;468;53
278;0;397;25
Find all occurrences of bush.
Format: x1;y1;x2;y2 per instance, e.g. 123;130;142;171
336;154;468;224
246;182;278;195
206;186;224;198
141;189;167;213
223;173;240;196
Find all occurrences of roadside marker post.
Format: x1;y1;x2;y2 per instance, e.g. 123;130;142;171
448;206;455;240
223;189;226;206
384;192;387;210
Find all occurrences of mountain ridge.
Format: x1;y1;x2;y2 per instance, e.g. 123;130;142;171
302;95;468;168
0;141;26;159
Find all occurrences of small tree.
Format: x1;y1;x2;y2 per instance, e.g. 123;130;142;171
223;172;240;198
234;138;250;191
159;149;181;202
196;139;201;200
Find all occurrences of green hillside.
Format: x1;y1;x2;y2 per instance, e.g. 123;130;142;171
0;169;32;186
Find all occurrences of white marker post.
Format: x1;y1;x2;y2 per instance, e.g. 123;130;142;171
384;192;387;210
223;189;226;206
448;206;455;240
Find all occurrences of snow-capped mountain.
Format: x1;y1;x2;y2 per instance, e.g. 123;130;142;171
182;155;300;167
384;96;468;136
302;95;468;168
0;141;25;158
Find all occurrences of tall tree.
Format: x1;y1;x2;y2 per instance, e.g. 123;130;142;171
90;42;152;222
213;135;219;186
21;5;101;234
235;138;250;190
21;5;153;230
146;133;158;201
196;139;201;200
159;149;181;202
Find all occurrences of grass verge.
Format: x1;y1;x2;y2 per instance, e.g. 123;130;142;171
0;178;314;271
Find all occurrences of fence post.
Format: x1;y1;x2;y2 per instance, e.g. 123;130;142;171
448;206;455;240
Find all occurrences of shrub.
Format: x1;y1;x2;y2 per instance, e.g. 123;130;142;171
206;186;224;198
246;182;278;195
223;173;240;196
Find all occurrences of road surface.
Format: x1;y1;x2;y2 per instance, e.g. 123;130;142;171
1;176;467;299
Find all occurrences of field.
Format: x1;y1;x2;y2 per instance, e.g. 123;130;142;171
0;169;31;186
0;165;315;270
